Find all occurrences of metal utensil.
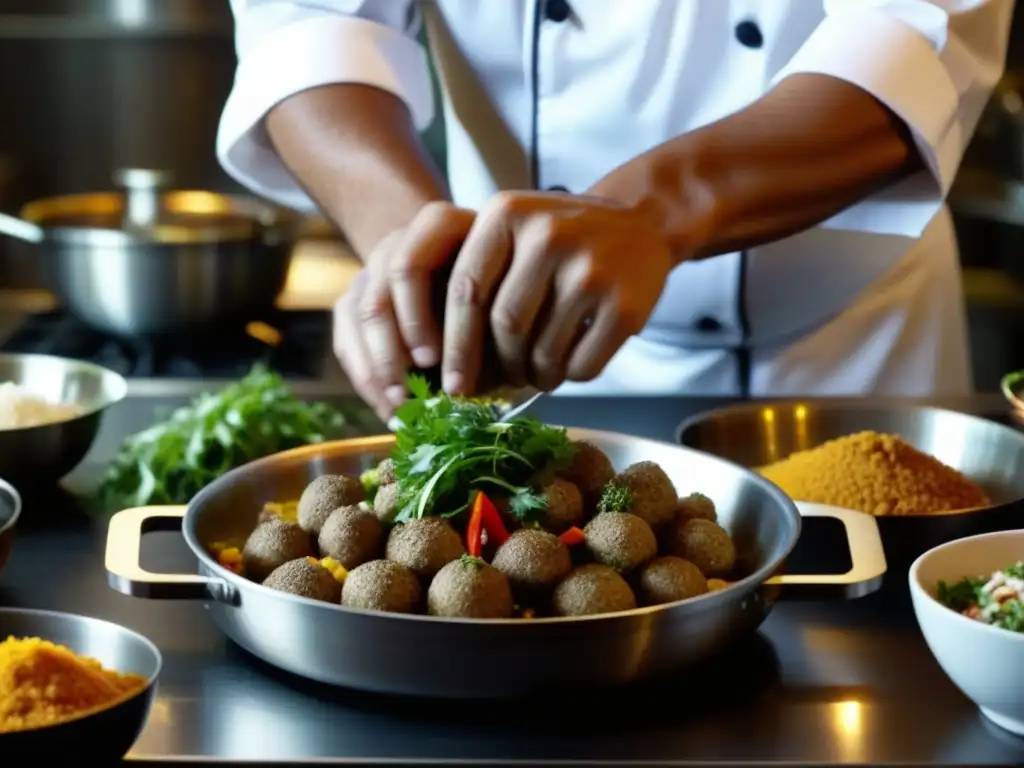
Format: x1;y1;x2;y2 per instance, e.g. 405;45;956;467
0;354;128;486
4;168;300;337
677;401;1024;574
496;388;545;422
0;478;21;577
0;607;160;759
0;211;43;243
105;429;885;698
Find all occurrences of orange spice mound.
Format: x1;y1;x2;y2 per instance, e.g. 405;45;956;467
758;431;991;516
0;636;147;733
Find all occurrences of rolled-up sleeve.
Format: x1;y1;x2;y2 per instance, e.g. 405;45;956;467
217;0;433;211
772;0;1013;238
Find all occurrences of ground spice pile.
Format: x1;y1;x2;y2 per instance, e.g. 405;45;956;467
0;636;147;733
758;431;991;516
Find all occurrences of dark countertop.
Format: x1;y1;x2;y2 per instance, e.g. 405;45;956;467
3;388;1024;765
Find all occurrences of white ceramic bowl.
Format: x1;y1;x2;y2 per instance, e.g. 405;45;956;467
909;530;1024;735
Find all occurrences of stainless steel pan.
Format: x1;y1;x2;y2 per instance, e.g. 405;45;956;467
0;168;300;337
104;429;886;698
677;402;1024;574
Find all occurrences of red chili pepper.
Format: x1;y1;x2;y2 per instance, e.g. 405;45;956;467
476;492;510;546
466;493;485;557
559;526;586;547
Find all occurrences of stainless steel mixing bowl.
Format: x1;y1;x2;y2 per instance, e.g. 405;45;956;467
105;429;886;698
0;354;127;485
0;607;161;759
0;477;20;577
676;402;1024;573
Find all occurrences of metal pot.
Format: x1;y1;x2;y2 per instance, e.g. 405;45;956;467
0;168;300;336
104;429;886;698
676;402;1024;577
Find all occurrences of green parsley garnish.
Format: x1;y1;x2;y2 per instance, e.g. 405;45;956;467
390;374;576;524
597;480;632;515
96;366;358;508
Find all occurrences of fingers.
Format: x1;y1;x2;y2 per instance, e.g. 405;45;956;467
565;292;649;383
390;203;475;369
489;216;562;387
530;255;599;390
442;197;517;395
333;271;392;419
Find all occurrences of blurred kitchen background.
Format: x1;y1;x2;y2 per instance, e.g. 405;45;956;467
0;0;1023;389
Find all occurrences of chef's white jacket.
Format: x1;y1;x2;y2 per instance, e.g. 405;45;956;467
218;0;1013;397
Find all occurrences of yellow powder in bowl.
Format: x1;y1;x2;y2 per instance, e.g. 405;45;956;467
0;636;147;733
758;431;991;516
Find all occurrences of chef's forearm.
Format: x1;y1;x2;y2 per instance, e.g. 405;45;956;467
266;84;449;259
589;73;920;262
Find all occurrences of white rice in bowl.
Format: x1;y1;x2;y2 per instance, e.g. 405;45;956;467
0;381;83;430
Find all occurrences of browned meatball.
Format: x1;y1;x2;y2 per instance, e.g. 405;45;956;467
665;518;737;577
538;478;584;534
317;505;384;570
297;474;366;535
637;556;708;605
263;557;342;603
613;461;677;529
560;441;615;509
427;557;514;619
552;564;636;617
377;458;397;486
242;517;315;583
491;528;572;597
342;559;422;614
385;517;465;580
675;492;717;523
583;512;657;574
373;482;401;524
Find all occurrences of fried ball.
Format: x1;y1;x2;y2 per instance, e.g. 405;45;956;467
675;492;717;523
665;518;737;577
297;474;366;535
637;556;708;605
560;440;615;509
552;563;636;617
538;478;585;534
317;504;384;570
262;557;342;603
342;559;422;614
242;517;315;583
583;512;656;574
614;461;677;529
373;482;401;524
377;458;397;486
427;557;514;619
385;517;465;580
491;528;572;597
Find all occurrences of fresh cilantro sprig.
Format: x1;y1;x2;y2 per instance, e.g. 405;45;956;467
937;561;1024;633
390;375;576;523
96;366;361;509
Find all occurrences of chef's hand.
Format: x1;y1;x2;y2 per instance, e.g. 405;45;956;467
333;202;475;420
442;191;674;395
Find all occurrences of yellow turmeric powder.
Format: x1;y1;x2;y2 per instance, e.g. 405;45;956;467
0;636;147;733
758;431;991;516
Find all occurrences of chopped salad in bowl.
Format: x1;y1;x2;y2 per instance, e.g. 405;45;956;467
937;561;1024;632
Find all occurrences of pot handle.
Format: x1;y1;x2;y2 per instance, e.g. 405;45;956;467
105;505;232;602
765;504;887;600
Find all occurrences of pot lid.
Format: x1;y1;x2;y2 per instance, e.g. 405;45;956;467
19;168;297;245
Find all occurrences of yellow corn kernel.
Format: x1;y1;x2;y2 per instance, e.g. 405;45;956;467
318;557;348;583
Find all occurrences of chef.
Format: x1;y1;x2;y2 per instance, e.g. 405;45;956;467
218;0;1013;419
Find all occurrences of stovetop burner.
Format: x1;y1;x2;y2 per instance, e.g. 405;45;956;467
1;310;332;379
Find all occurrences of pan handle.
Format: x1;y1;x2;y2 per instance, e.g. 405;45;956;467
766;505;887;599
105;505;233;602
